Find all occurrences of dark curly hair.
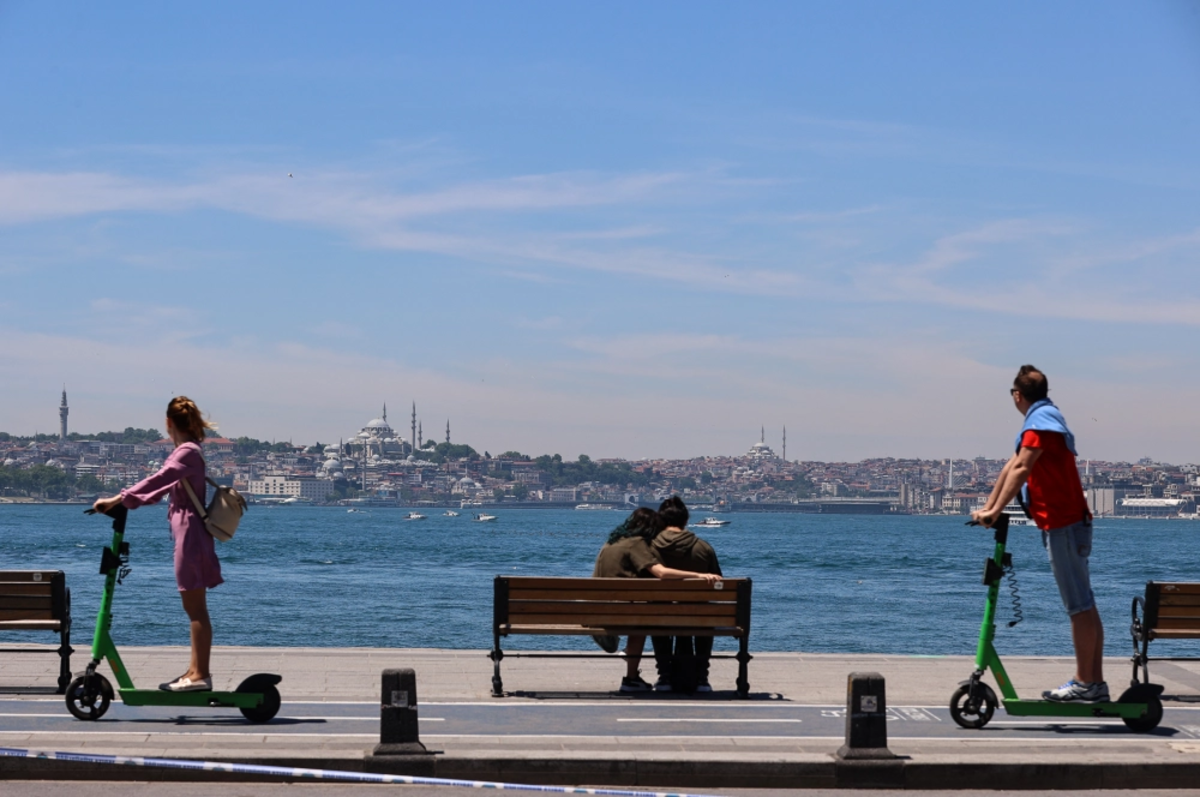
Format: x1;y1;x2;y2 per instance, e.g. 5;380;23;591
606;507;662;545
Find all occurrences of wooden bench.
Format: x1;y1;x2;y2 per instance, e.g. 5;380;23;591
1131;581;1200;684
489;576;752;697
0;570;73;693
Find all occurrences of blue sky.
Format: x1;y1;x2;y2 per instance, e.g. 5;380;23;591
2;1;1198;462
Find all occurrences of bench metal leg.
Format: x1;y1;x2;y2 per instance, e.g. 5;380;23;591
57;624;73;695
490;636;504;697
736;637;751;698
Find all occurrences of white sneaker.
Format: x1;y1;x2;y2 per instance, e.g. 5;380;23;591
161;675;213;692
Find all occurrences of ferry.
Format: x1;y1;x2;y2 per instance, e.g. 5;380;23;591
574;503;617;511
473;513;498;522
1002;501;1032;527
403;511;427;521
692;517;731;528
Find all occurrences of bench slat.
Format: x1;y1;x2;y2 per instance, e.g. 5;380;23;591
506;612;740;629
501;624;744;637
1159;595;1200;608
1157;606;1200;619
1151;618;1200;631
1149;629;1200;639
0;571;63;583
510;606;737;623
1152;583;1200;595
0;620;63;631
505;577;736;592
0;610;55;622
509;588;734;602
0;596;55;610
0;584;54;597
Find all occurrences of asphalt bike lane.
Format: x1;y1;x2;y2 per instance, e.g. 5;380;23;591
4;698;1200;742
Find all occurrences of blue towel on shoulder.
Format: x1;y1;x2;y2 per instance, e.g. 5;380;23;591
1015;399;1077;455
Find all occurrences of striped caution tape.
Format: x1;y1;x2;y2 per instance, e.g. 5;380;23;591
0;747;715;797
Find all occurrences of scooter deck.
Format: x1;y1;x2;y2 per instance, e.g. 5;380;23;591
1003;698;1147;719
118;689;262;709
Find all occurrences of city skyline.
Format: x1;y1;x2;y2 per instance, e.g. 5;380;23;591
5;387;1194;468
2;3;1198;462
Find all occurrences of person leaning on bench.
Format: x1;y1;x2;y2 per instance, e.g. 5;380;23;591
651;496;722;693
591;508;722;692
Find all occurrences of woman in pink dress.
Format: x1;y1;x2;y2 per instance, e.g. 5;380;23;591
92;396;223;692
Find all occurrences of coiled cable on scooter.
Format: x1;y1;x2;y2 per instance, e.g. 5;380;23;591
1004;560;1024;628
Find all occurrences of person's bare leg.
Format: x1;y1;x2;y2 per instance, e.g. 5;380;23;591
625;635;645;678
1071;606;1104;684
180;588;212;680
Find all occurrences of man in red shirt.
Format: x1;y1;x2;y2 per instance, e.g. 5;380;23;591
972;365;1106;702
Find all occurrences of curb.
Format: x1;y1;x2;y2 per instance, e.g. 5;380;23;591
6;754;1200;790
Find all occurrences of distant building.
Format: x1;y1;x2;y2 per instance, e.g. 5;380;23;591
247;475;334;502
746;427;777;460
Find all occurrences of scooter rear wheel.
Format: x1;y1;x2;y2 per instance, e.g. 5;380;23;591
237;680;281;723
950;683;997;729
66;673;113;721
1118;685;1163;732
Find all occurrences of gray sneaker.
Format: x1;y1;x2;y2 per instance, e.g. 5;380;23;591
1043;679;1110;702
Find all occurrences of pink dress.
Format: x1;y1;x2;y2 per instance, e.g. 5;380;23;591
120;441;223;592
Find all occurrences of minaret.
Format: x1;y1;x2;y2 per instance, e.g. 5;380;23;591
383;403;387;424
411;402;417;455
59;387;69;441
445;420;451;444
418;422;423;448
949;459;954;491
782;426;787;462
760;426;764;444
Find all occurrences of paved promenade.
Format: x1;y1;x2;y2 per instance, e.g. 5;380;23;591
3;644;1200;788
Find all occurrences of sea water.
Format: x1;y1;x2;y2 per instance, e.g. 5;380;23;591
1;504;1196;660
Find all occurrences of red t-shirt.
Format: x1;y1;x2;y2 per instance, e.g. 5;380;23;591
1021;429;1086;531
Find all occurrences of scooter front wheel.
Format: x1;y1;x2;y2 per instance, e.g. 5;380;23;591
66;673;113;721
950;683;997;729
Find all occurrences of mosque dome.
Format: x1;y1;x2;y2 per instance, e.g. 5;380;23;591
3;458;15;467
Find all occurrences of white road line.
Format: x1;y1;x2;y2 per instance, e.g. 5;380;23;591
617;718;803;724
0;715;442;722
0;731;377;738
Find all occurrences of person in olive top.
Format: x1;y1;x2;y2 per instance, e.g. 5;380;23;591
972;365;1105;703
651;496;723;693
592;508;721;692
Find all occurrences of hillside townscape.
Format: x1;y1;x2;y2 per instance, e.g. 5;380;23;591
2;398;1196;518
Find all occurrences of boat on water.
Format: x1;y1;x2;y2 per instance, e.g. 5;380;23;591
346;508;368;514
473;513;498;522
692;517;731;528
574;503;617;510
404;511;427;521
1002;501;1032;527
444;510;460;517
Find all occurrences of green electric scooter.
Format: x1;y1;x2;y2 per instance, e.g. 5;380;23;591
950;512;1163;732
66;505;281;723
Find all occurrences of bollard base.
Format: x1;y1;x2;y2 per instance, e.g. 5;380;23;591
372;741;431;756
364;750;437;778
836;743;897;760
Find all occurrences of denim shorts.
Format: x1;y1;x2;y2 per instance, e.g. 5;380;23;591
1041;519;1095;616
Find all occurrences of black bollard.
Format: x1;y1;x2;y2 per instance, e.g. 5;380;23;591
373;668;430;756
836;671;896;760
